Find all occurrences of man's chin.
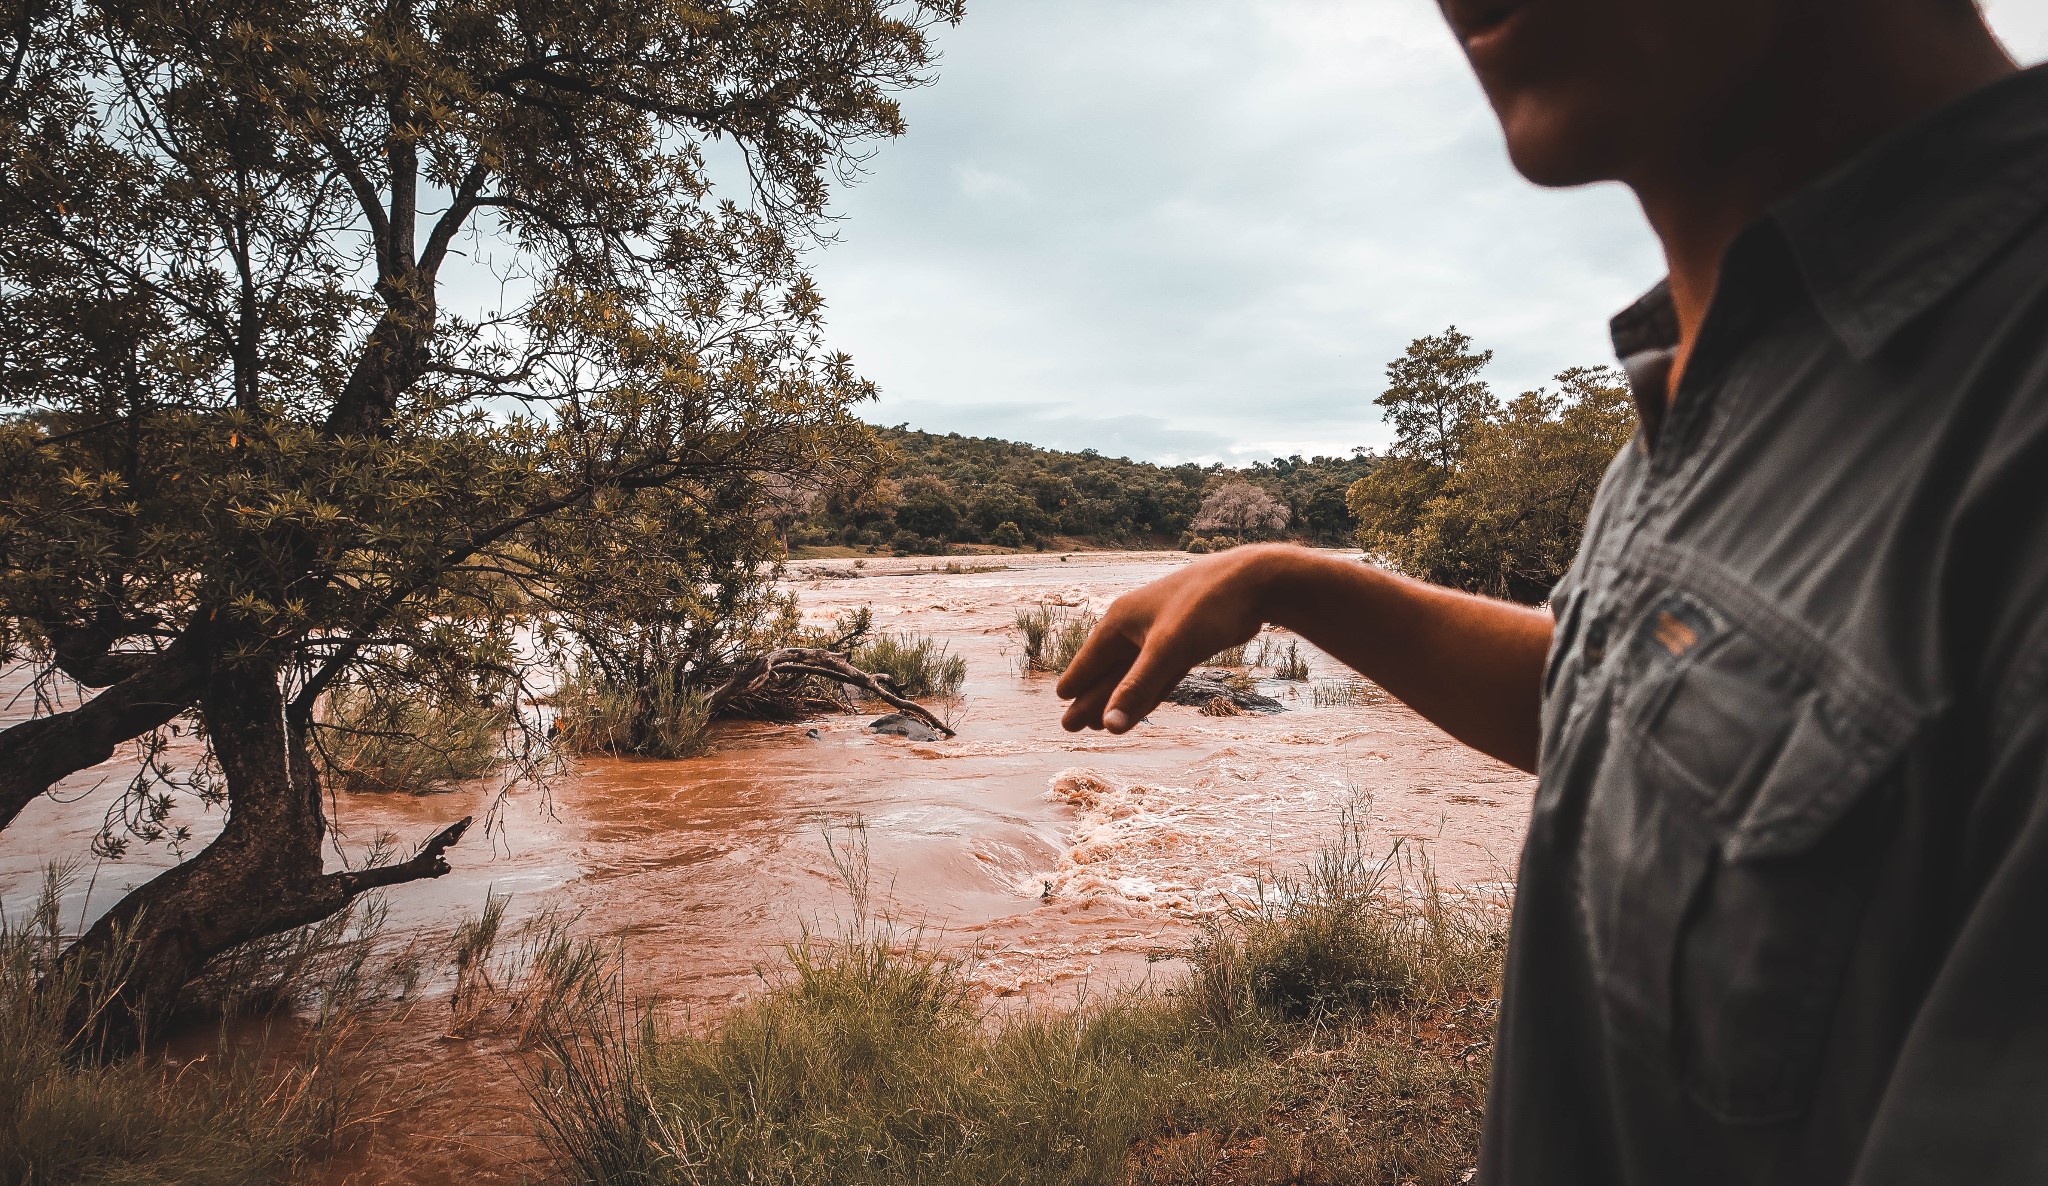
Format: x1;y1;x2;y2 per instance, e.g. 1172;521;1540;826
1495;101;1635;189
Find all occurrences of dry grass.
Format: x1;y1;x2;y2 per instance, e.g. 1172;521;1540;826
1206;642;1249;667
525;817;1506;1186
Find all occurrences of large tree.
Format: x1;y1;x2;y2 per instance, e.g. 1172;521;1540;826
0;0;958;1038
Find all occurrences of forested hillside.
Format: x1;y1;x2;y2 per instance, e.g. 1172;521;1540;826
788;427;1372;553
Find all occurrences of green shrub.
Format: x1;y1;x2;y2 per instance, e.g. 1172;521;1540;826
853;633;967;701
990;521;1026;549
1013;603;1097;675
316;678;512;793
553;664;713;759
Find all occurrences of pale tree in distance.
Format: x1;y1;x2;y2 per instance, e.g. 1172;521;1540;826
1193;479;1291;544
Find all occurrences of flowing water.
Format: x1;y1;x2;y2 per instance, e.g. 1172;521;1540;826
0;550;1534;1183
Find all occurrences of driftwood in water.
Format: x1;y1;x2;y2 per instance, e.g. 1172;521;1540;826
704;646;957;738
1166;669;1285;714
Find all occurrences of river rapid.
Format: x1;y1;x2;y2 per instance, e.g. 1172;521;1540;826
0;549;1534;1183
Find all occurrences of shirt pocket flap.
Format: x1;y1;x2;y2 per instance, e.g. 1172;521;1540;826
1633;589;1922;863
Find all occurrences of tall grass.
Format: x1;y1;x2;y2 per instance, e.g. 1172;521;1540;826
525;817;1506;1186
852;633;968;701
553;665;714;759
1254;636;1311;681
0;869;407;1185
1205;642;1248;667
1014;603;1096;674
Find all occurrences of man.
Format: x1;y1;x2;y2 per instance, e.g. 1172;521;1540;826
1055;1;2046;1182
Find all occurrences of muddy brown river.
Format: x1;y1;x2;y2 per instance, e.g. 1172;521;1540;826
0;550;1533;1184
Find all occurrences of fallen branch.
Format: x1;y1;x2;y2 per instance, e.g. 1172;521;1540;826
705;647;956;738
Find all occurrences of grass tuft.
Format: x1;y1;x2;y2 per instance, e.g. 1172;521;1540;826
1205;642;1249;667
0;867;415;1185
553;665;714;759
1014;603;1097;674
852;632;967;701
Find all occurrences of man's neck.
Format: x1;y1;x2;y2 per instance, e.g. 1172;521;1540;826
1630;8;2018;401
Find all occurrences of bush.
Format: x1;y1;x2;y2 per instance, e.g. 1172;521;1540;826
1013;603;1097;674
316;678;513;793
990;520;1026;549
889;529;946;556
552;664;714;759
852;633;968;701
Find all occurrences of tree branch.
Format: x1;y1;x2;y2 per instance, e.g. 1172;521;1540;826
0;631;209;833
327;816;471;896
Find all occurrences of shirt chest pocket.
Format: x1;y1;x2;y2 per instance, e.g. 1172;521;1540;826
1578;586;1920;1123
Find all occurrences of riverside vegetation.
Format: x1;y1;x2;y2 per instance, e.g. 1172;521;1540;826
527;816;1506;1186
2;817;1504;1186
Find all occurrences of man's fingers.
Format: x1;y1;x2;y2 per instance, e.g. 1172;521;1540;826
1102;643;1195;734
1055;621;1137;702
1061;680;1115;732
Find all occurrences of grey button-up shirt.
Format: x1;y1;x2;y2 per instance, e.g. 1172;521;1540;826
1479;65;2048;1185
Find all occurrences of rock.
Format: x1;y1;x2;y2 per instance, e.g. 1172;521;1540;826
868;713;941;742
804;728;822;739
1166;669;1284;714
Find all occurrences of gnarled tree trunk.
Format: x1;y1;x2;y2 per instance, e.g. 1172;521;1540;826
60;658;467;1048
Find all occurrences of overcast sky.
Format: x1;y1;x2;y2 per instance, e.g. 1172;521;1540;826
802;1;2048;465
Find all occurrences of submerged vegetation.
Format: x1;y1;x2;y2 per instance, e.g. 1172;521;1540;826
527;818;1504;1186
1014;603;1099;674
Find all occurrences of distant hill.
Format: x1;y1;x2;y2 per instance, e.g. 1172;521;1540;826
789;425;1370;555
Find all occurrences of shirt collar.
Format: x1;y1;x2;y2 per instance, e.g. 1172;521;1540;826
1611;61;2048;383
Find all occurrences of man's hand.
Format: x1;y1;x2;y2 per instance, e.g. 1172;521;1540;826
1054;544;1554;772
1057;547;1274;733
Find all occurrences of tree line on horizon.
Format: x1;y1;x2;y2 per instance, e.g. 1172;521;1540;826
785;329;1635;606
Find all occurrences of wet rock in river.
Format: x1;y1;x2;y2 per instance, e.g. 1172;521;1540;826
869;713;942;742
1166;669;1284;714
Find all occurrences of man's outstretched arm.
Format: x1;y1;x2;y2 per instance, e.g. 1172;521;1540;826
1055;544;1553;773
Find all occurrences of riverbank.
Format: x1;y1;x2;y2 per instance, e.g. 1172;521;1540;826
0;551;1531;1184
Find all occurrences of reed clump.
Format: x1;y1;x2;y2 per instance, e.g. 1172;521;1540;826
526;817;1506;1186
1013;602;1097;674
1254;636;1311;681
853;632;968;701
1205;642;1249;667
553;665;715;759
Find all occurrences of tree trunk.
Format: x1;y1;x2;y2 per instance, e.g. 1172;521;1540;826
61;657;468;1049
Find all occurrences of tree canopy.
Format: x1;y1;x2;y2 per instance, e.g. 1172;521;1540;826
1348;330;1634;603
